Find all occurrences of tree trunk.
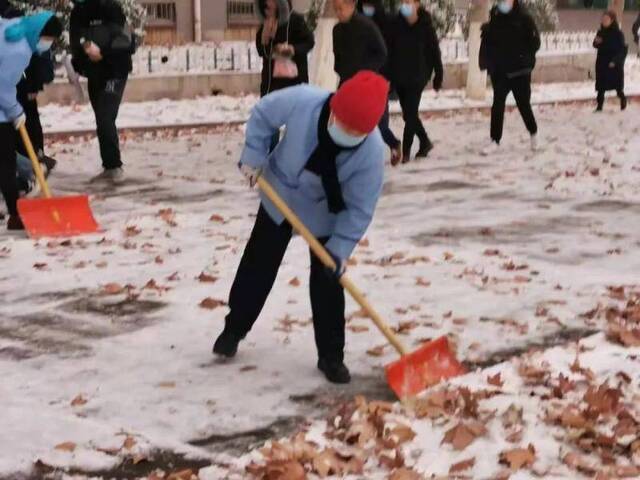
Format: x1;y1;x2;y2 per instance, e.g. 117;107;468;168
466;0;490;100
310;0;339;90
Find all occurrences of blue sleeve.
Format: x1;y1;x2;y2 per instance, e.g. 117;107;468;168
325;143;384;260
239;88;300;169
0;52;25;121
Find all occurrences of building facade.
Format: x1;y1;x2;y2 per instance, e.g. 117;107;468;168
142;0;312;44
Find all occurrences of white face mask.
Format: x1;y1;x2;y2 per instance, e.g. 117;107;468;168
36;39;53;53
328;117;366;148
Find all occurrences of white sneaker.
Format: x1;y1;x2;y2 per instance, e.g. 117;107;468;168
481;140;500;156
109;167;125;184
91;168;124;184
530;134;540;152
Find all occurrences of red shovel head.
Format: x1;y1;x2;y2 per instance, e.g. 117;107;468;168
385;336;466;399
17;195;99;238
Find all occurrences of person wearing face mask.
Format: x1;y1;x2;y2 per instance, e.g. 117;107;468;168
593;11;627;112
213;71;388;385
70;0;134;184
387;0;443;164
356;0;403;165
479;0;540;155
0;11;62;230
0;0;58;183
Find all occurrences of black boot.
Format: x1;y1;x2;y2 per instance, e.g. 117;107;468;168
317;358;351;384
621;95;627;111
213;328;242;358
7;215;24;231
40;155;57;179
415;140;434;158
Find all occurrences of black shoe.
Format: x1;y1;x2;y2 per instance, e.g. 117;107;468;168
621;96;627;111
213;329;241;358
317;358;351;384
40;156;57;179
7;215;24;231
416;141;434;158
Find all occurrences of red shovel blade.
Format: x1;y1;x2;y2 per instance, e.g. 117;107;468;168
385;336;466;399
17;195;100;238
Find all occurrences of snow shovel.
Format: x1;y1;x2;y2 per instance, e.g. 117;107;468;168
257;176;466;399
16;125;99;238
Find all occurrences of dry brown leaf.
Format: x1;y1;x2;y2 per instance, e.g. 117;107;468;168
345;420;377;447
166;469;194;480
563;452;598;476
124;225;142;237
54;442;76;452
584;383;622;417
499;444;536;471
264;460;306;480
199;297;226;310
386;424;416;447
157;381;176;388
358;238;370;247
442;421;487;451
487;373;504;387
388;467;422;480
122;436;136;450
240;365;257;372
449;457;475;474
348;324;369;333
560;407;590;429
70;394;87;407
392;321;420;335
209;214;225;223
366;345;386;357
33;262;48;270
501;404;524;430
416;277;431;287
102;283;125;295
197;272;218;283
289;277;301;287
312;449;350;477
132;454;147;465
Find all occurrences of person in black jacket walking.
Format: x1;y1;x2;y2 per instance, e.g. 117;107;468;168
593;11;627;112
255;0;314;97
632;12;639;52
357;0;402;164
70;0;133;183
480;0;540;154
387;0;443;164
333;0;388;83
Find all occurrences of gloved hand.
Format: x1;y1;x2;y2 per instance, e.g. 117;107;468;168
12;112;26;130
325;249;346;280
239;163;261;188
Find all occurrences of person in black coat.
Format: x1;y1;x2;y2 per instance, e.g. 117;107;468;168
480;0;540;154
594;11;627;112
333;0;388;83
632;12;639;50
357;0;402;164
70;0;133;183
255;0;314;97
387;0;443;163
0;0;57;176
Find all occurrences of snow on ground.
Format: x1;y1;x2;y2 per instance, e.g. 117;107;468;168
40;58;640;133
1;101;639;479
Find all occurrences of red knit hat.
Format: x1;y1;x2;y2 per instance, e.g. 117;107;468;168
330;71;390;134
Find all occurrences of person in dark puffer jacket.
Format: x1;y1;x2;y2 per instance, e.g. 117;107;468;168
387;0;443;164
480;0;540;154
593;10;627;112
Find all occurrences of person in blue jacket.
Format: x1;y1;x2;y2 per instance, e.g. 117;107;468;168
214;71;389;384
0;11;62;230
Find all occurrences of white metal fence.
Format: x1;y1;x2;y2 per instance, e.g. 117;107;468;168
58;31;597;79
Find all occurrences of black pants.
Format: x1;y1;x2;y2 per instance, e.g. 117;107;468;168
378;101;400;150
16;93;44;158
225;205;346;362
597;89;625;109
396;84;430;155
88;76;127;170
0;123;18;216
491;74;538;143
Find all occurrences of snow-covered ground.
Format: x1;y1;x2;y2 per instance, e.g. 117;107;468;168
1;101;639;479
40;57;640;134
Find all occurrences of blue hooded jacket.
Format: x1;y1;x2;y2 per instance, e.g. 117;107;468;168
0;11;54;123
240;84;385;261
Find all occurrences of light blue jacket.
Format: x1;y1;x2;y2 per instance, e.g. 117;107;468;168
0;12;54;123
240;84;385;261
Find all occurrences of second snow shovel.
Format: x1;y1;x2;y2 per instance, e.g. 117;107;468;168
257;176;465;399
16;125;99;238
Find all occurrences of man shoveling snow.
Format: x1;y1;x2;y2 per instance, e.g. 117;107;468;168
213;71;389;384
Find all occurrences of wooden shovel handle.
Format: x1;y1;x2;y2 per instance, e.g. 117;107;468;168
257;176;408;356
19;124;52;199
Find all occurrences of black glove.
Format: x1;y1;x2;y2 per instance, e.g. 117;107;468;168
324;250;346;280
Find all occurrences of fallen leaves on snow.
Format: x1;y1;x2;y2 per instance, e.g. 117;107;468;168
199;297;226;310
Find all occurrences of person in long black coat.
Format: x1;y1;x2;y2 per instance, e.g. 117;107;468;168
356;0;401;164
632;12;639;50
593;11;627;112
480;0;540;154
387;0;443;163
255;0;315;97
